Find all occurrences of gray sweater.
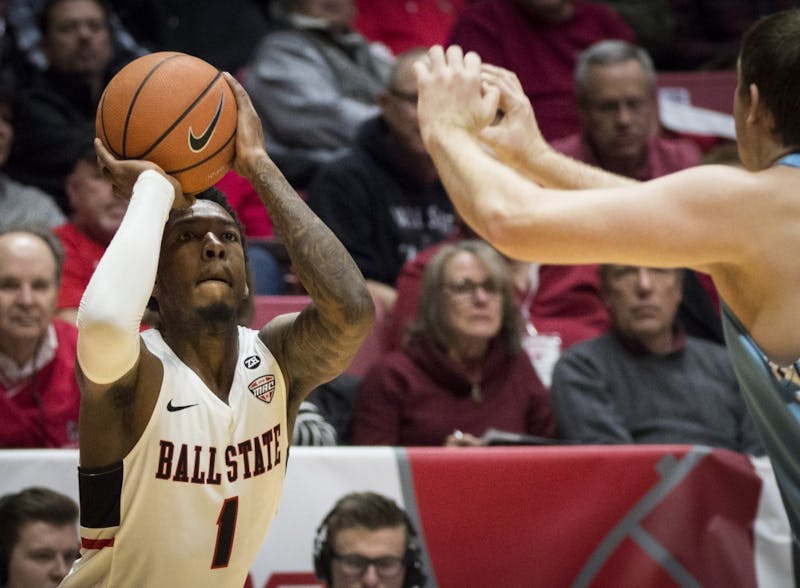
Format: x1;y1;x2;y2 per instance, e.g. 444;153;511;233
551;331;764;455
0;173;65;229
243;23;393;187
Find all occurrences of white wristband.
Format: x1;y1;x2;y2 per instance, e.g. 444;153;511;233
77;170;175;384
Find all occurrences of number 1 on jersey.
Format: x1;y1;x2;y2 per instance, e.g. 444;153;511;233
212;496;239;568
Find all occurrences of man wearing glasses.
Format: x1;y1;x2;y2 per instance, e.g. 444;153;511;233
550;265;763;455
313;491;427;588
307;47;456;317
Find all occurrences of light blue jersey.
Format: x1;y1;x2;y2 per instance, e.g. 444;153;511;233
723;302;800;542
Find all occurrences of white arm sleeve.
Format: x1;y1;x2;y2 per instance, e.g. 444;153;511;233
76;170;175;384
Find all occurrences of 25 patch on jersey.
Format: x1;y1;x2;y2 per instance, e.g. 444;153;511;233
243;355;261;369
248;375;276;403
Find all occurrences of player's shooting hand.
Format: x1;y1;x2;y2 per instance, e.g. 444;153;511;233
478;64;550;166
94;138;190;208
223;71;269;180
414;45;499;144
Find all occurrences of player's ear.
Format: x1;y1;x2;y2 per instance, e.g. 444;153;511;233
746;83;761;124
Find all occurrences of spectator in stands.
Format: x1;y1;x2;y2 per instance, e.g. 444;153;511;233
6;0;126;211
532;40;706;349
54;145;126;324
353;240;555;446
313;491;427;588
354;0;467;55
663;0;798;71
384;223;561;385
447;0;634;141
303;373;362;444
385;219;476;352
5;0;146;90
0;85;65;230
550;264;763;455
0;486;80;588
555;40;702;179
596;1;674;68
307;48;455;314
243;0;394;189
0;225;80;448
106;0;269;75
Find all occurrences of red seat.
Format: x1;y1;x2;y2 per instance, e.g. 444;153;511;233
250;295;311;329
345;298;388;378
249;294;388;378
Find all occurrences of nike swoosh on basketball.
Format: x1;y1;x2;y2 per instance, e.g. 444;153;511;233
167;399;199;412
188;92;224;152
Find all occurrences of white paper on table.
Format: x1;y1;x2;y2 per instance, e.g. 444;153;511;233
658;90;736;140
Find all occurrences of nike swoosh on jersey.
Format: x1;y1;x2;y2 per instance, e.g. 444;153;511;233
167;399;199;412
188;91;225;152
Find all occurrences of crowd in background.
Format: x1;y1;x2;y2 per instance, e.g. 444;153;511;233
0;0;789;455
2;2;794;585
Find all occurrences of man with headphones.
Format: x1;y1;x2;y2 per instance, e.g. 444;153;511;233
313;492;427;588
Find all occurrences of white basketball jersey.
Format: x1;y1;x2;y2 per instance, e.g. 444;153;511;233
62;326;288;588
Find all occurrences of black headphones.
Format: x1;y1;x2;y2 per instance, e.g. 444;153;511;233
313;506;427;588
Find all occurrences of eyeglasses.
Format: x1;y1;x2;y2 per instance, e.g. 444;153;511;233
444;278;501;298
388;88;418;104
332;553;405;578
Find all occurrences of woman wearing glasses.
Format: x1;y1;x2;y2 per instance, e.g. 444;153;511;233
353;239;556;446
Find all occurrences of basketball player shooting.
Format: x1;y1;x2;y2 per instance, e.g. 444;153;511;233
60;73;374;586
414;10;800;542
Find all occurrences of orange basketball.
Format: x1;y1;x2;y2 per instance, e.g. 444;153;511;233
96;51;237;195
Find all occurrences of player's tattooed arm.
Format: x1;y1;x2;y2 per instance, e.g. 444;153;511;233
251;156;374;405
224;72;373;408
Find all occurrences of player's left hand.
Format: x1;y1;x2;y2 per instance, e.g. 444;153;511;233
414;45;499;144
478;64;549;165
94;138;190;208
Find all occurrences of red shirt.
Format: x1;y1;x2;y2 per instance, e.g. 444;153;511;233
448;0;634;141
54;223;106;309
551;133;703;181
0;320;80;448
354;0;468;55
216;170;273;237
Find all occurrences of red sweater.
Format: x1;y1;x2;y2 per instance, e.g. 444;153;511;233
354;337;556;446
216;170;273;237
354;0;468;55
0;320;80;448
54;223;106;310
447;0;633;141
